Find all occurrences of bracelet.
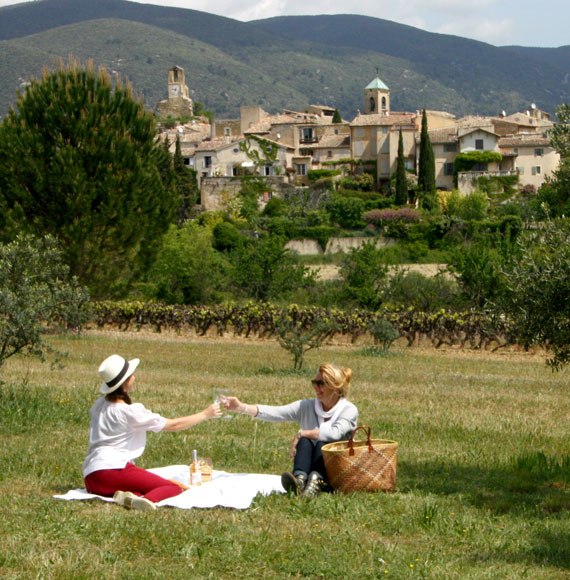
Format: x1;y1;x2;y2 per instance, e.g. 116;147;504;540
242;404;248;415
297;428;303;438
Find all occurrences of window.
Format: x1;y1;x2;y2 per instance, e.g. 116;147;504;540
514;147;519;154
204;156;211;168
224;127;231;137
444;143;457;152
262;165;275;176
301;127;314;143
535;148;544;157
475;139;484;150
334;129;339;135
532;166;541;175
444;162;454;176
382;127;388;134
369;97;376;112
300;149;313;156
516;166;524;175
327;150;333;158
381;96;387;111
405;159;414;171
296;164;307;176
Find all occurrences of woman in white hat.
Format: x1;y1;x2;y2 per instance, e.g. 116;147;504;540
82;354;221;511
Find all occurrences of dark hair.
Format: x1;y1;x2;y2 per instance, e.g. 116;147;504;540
105;385;132;405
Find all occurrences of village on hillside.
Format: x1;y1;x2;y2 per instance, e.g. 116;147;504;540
156;65;561;212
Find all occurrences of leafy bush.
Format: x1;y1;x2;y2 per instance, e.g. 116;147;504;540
338;173;374;191
213;221;243;252
338;242;389;310
326;196;365;229
147;223;230;305
308;169;341;181
261;197;287;217
445;191;489;221
385;270;459;311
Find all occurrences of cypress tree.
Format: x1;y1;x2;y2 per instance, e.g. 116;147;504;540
395;127;408;206
174;134;199;223
332;109;342;123
418;109;437;210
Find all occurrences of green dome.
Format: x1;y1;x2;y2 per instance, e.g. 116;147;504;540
365;76;390;90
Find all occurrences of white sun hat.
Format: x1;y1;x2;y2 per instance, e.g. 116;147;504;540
98;354;140;394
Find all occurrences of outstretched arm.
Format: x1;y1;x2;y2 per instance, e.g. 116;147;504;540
162;403;222;431
222;396;258;417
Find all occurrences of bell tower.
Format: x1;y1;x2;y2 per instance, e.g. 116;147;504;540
168;65;190;100
364;71;390;116
157;65;193;118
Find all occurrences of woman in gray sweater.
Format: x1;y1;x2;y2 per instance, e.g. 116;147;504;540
222;362;358;498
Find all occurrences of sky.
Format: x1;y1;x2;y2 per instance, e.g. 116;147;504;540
0;0;568;48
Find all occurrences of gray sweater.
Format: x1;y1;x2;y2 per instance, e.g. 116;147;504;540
256;398;358;442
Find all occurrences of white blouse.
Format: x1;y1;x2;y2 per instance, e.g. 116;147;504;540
82;397;166;477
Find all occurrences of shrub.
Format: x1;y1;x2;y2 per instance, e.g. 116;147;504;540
326;196;365;229
213;222;243;252
363;207;421;227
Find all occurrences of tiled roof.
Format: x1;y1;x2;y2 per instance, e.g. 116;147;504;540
350;112;415;127
428;128;458;143
312;135;351;148
244;110;340;134
499;136;551;147
195;139;231;152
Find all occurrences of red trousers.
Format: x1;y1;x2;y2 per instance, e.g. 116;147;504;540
85;463;184;503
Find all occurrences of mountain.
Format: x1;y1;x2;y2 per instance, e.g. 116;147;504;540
0;0;567;120
254;15;569;118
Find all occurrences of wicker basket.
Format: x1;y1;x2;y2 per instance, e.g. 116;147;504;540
322;425;398;492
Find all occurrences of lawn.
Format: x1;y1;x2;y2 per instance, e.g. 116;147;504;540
0;330;568;579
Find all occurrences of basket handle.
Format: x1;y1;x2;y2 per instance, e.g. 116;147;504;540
348;425;374;456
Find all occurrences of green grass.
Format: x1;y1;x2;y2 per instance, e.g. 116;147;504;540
1;331;569;579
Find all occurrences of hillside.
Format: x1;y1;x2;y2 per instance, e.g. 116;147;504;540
0;0;567;120
254;15;570;118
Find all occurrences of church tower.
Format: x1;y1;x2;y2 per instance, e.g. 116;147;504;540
364;74;390;116
157;65;193;118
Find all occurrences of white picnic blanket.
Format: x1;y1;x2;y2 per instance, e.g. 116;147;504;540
54;465;285;510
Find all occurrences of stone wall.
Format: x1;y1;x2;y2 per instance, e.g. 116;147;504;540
286;236;395;255
200;176;296;211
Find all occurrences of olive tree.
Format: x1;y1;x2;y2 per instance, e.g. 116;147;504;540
500;219;570;369
0;235;89;368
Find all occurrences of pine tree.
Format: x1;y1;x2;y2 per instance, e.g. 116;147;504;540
395;127;408;206
417;109;437;210
0;58;179;297
332;109;342;123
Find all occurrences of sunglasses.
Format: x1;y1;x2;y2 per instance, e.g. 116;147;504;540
311;379;326;387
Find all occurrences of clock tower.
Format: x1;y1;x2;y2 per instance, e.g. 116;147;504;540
158;65;193;118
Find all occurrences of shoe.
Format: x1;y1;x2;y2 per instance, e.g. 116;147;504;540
281;472;307;495
113;490;156;511
300;472;323;499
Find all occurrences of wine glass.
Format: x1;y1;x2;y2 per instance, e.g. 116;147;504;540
212;388;232;419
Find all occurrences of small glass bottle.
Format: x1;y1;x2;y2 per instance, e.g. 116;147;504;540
190;449;202;486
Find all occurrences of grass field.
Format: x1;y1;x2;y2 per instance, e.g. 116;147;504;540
1;330;569;579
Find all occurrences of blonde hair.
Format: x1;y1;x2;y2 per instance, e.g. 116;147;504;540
319;363;352;398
